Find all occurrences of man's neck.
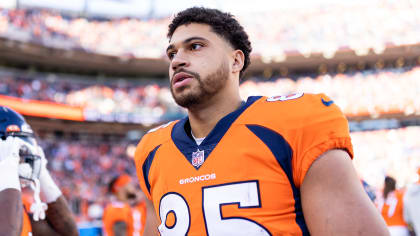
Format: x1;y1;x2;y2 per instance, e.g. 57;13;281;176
188;93;242;138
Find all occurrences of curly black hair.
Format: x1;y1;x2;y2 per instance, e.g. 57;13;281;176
167;7;252;78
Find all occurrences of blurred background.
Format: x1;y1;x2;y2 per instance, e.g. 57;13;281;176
0;0;419;235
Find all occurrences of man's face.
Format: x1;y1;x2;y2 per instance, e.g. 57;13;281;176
121;182;137;200
166;23;232;108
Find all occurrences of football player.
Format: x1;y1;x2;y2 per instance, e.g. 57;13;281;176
0;106;79;236
102;174;148;236
134;7;389;235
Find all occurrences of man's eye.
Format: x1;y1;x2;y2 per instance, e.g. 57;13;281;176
168;52;176;60
191;43;203;50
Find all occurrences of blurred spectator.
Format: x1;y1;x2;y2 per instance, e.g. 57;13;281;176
376;176;410;236
102;174;147;236
403;167;420;235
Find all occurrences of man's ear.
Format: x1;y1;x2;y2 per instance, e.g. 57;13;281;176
232;50;245;74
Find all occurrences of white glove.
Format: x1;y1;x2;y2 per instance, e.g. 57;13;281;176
37;146;62;203
0;136;25;191
30;178;48;221
0;136;23;162
30;202;47;221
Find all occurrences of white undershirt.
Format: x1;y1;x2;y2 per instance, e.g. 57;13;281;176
191;131;205;146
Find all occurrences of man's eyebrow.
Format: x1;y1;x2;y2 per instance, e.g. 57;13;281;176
166;44;174;53
166;36;209;53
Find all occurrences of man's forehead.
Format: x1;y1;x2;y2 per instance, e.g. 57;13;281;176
169;23;217;44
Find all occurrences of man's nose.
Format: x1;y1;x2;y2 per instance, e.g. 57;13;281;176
171;51;189;71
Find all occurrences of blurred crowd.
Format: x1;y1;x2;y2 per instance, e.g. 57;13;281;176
241;66;420;117
1;66;420;121
351;126;420;190
1;0;420;59
352;127;420;235
0;70;185;124
38;138;139;223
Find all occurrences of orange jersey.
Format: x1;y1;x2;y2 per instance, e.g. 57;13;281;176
103;200;147;236
378;190;407;227
21;194;32;236
135;94;353;236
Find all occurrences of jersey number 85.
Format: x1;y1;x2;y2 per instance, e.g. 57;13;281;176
158;180;271;236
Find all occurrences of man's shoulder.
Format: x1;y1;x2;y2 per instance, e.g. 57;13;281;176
135;120;178;161
146;120;178;135
243;93;343;126
250;92;335;111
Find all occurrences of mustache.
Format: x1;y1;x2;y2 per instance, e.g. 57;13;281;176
172;69;200;81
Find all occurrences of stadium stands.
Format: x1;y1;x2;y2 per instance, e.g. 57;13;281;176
1;0;420;59
241;67;420;117
351;127;420;190
38;138;137;223
1;66;419;121
0;68;185;124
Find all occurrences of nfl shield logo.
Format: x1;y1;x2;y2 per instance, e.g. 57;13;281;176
192;149;205;168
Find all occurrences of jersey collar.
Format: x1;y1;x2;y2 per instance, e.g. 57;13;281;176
171;96;262;170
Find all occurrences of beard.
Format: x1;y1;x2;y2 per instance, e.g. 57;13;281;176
170;60;229;109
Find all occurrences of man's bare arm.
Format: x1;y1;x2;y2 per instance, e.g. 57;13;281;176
31;195;79;236
0;136;25;236
301;149;389;236
29;216;58;236
144;198;159;236
0;189;22;236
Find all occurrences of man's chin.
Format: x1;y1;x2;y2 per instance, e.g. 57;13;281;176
173;91;200;108
175;98;200;108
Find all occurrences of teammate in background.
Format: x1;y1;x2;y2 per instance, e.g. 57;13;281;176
0;106;79;236
404;168;420;235
377;176;410;236
102;174;147;236
134;7;388;235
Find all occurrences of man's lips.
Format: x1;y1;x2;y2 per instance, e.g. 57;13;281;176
172;72;194;88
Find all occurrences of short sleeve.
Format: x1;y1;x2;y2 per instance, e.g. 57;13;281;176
134;121;175;201
293;94;354;187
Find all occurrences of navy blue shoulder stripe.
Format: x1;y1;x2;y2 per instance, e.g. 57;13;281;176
246;125;309;236
142;144;161;194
